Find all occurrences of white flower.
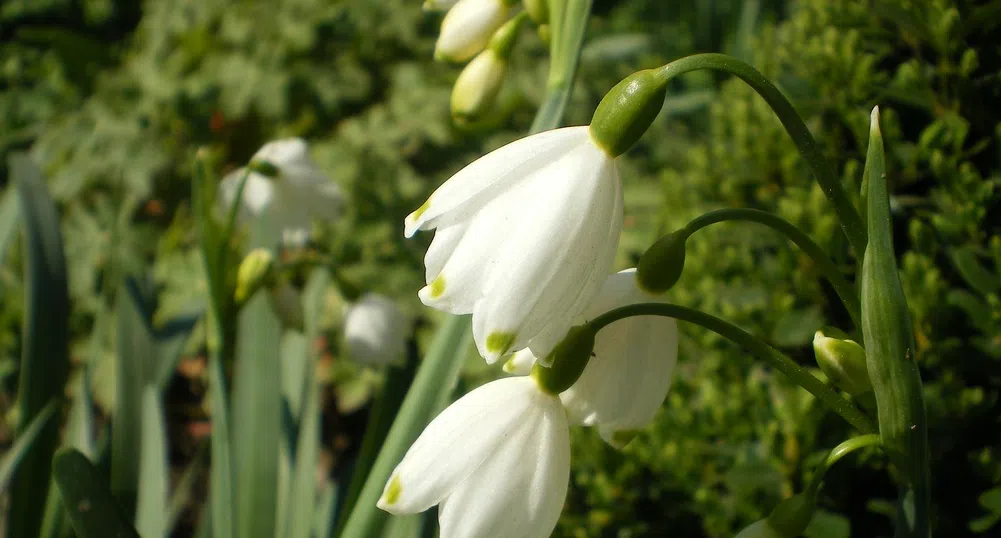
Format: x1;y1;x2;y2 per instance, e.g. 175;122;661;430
735;520;785;538
435;0;510;63
343;293;408;367
219;138;343;246
378;376;570;538
506;269;679;448
405;126;622;364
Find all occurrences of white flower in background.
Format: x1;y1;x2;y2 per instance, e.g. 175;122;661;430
435;0;511;62
506;269;679;448
405;126;623;364
343;293;408;367
219;138;343;246
378;376;570;538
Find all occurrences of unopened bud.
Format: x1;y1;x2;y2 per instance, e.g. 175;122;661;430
523;0;547;24
434;0;510;63
636;230;687;293
589;68;669;157
235;249;276;303
269;279;304;331
531;325;596;395
451;50;507;123
813;330;872;397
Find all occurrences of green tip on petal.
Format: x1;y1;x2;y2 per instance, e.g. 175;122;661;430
486;332;516;355
383;475;402;506
429;275;446;298
411;198;431;222
502;359;517;373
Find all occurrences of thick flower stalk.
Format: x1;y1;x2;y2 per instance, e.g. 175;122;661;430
219;138;343;245
343;293;408;367
377;376;570;538
435;0;512;63
405;126;623;363
509;269;679;447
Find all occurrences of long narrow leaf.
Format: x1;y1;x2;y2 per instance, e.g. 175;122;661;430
232;290;282;538
0;187;19;270
276;329;309;535
112;278;157;516
154;311;202;390
136;388;169;538
166;444;206;533
52;449;142;538
9;153;70;538
0;401;57;491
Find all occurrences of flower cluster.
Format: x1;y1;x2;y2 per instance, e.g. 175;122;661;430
384;93;680;535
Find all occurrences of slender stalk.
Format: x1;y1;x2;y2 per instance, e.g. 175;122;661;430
588;302;877;434
651;54;867;253
683;208;861;327
805;434;882;500
531;0;593;132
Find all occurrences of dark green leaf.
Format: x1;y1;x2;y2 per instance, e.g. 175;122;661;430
52;448;142;538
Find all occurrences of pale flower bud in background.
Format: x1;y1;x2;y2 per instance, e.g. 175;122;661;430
235;248;276;303
434;0;510;63
450;49;507;122
343;294;408;367
813;330;872;397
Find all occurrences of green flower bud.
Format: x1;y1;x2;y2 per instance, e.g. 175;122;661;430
235;248;276;303
636;230;687;294
537;24;550;45
589;68;668;157
531;325;597;395
451;50;507;123
523;0;547;24
813;330;872;397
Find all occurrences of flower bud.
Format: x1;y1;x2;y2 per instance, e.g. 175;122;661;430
235;249;276;303
451;51;507;122
813;330;872;397
434;0;511;63
589;68;668;157
636;230;687;293
531;325;596;395
523;0;547;24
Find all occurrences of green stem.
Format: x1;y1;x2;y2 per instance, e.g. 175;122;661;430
652;53;867;253
805;434;882;500
588;303;876;434
683;208;861;327
531;0;592;132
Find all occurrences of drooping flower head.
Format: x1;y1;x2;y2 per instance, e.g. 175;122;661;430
343;293;408;367
406;126;622;364
219;138;343;246
378;376;570;538
507;269;679;447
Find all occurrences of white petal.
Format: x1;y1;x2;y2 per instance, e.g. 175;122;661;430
469;141;620;362
404;126;589;237
252;138;310;165
434;0;510;63
344;294;408;367
437;385;569;538
422;222;469;290
502;348;538;375
559;269;679;446
219;169;274;215
377;377;539;514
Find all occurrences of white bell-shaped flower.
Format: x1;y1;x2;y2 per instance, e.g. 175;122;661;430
343;293;408;367
506;269;679;448
406;126;622;364
219;138;343;246
378;376;570;538
435;0;511;63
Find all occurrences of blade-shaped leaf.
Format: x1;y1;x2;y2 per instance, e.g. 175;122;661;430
0;187;19;270
154;311;202;390
9;153;70;538
232;290;282;538
0;401;57;491
52;448;141;538
136;388;169;538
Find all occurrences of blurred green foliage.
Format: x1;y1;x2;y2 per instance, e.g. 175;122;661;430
1;0;999;537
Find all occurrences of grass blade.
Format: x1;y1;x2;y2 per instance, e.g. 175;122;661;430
52;448;142;538
154;311;202;390
0;187;19;268
112;278;157;516
166;444;206;533
0;401;58;491
9;153;70;538
232;290;282;538
136;388;169;538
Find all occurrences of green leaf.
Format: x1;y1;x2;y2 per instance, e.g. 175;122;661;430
9;153;70;538
859;107;929;538
0;187;20;271
52;448;142;538
949;246;999;296
979;487;1001;514
166;445;206;534
232;290;282;538
0;401;58;491
771;306;825;347
286;269;330;538
112;278;158;516
804;510;851;538
337;314;471;538
136;388;169;538
154;311;202;390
